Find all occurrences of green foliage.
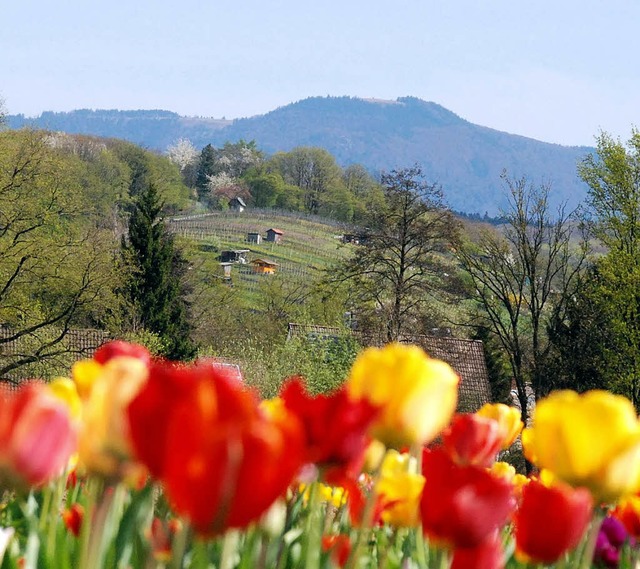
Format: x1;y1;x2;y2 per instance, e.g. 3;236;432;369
269;147;347;217
207;333;361;398
574;130;640;407
473;325;512;404
111;140;190;212
0;129;120;378
546;266;612;394
244;170;285;208
122;183;196;361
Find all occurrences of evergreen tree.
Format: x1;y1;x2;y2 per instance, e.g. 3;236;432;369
473;325;512;404
195;143;218;202
123;183;196;360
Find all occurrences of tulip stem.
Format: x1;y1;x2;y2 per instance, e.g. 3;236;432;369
437;547;451;569
578;510;604;569
344;455;385;569
170;519;191;569
302;481;321;569
219;530;239;569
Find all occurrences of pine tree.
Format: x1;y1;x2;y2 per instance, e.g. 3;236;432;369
123;183;196;360
195;143;218;202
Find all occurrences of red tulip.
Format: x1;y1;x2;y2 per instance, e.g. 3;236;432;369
128;361;304;535
451;531;505;569
0;384;77;488
62;504;84;537
612;495;640;539
322;534;352;568
94;340;151;365
441;413;503;467
420;448;514;548
280;377;379;482
514;478;593;564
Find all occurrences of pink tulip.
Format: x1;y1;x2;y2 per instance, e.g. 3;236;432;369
0;384;77;488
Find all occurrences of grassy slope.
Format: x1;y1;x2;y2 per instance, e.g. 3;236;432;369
169;210;353;308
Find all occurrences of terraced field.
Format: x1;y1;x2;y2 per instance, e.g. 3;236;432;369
169;210;354;305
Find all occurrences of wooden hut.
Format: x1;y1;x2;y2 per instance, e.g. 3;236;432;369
266;228;284;243
251;258;278;274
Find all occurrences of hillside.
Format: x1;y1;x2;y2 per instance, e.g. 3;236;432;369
170;210;351;306
8;96;593;215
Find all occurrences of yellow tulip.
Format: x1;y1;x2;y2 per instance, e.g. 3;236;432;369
523;390;640;502
48;377;82;420
376;449;425;527
476;402;524;449
346;343;459;449
490;461;517;481
299;482;348;508
75;356;149;478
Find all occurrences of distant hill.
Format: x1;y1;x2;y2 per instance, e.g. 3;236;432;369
8;96;593;215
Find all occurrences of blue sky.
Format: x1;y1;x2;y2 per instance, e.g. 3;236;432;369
2;0;639;146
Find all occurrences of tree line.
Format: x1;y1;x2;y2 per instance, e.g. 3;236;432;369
4;108;640;424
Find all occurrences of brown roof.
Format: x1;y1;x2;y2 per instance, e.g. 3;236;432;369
251;258;278;267
286;323;491;413
267;228;284;234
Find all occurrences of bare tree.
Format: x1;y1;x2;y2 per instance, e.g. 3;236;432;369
336;166;460;342
457;174;588;425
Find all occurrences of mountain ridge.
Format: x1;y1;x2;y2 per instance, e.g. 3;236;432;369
7;96;592;215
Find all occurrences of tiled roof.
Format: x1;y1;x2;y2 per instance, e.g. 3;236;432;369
287;323;492;412
0;327;112;383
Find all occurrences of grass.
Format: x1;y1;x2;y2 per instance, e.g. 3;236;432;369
170;210;354;307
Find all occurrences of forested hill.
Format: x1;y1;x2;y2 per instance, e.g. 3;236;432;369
8;96;593;214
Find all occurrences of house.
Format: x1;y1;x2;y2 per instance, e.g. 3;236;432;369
286;323;492;413
251;258;278;274
219;249;249;263
229;197;246;212
247;232;262;244
265;228;284;243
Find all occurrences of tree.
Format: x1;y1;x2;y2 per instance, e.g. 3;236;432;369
195;144;217;202
545;265;612;395
336;166;460;342
166;138;199;187
270;147;345;215
457;174;587;425
245;170;286;208
122;183;196;360
166;138;199;173
572;130;640;406
0;129;117;379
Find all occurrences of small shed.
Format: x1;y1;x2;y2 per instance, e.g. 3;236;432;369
251;258;278;274
266;228;284;243
247;232;262;244
229;197;246;212
219;249;249;263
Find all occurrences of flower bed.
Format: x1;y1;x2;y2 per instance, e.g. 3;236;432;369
1;340;640;568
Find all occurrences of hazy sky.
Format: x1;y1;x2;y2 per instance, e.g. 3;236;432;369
2;0;639;147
